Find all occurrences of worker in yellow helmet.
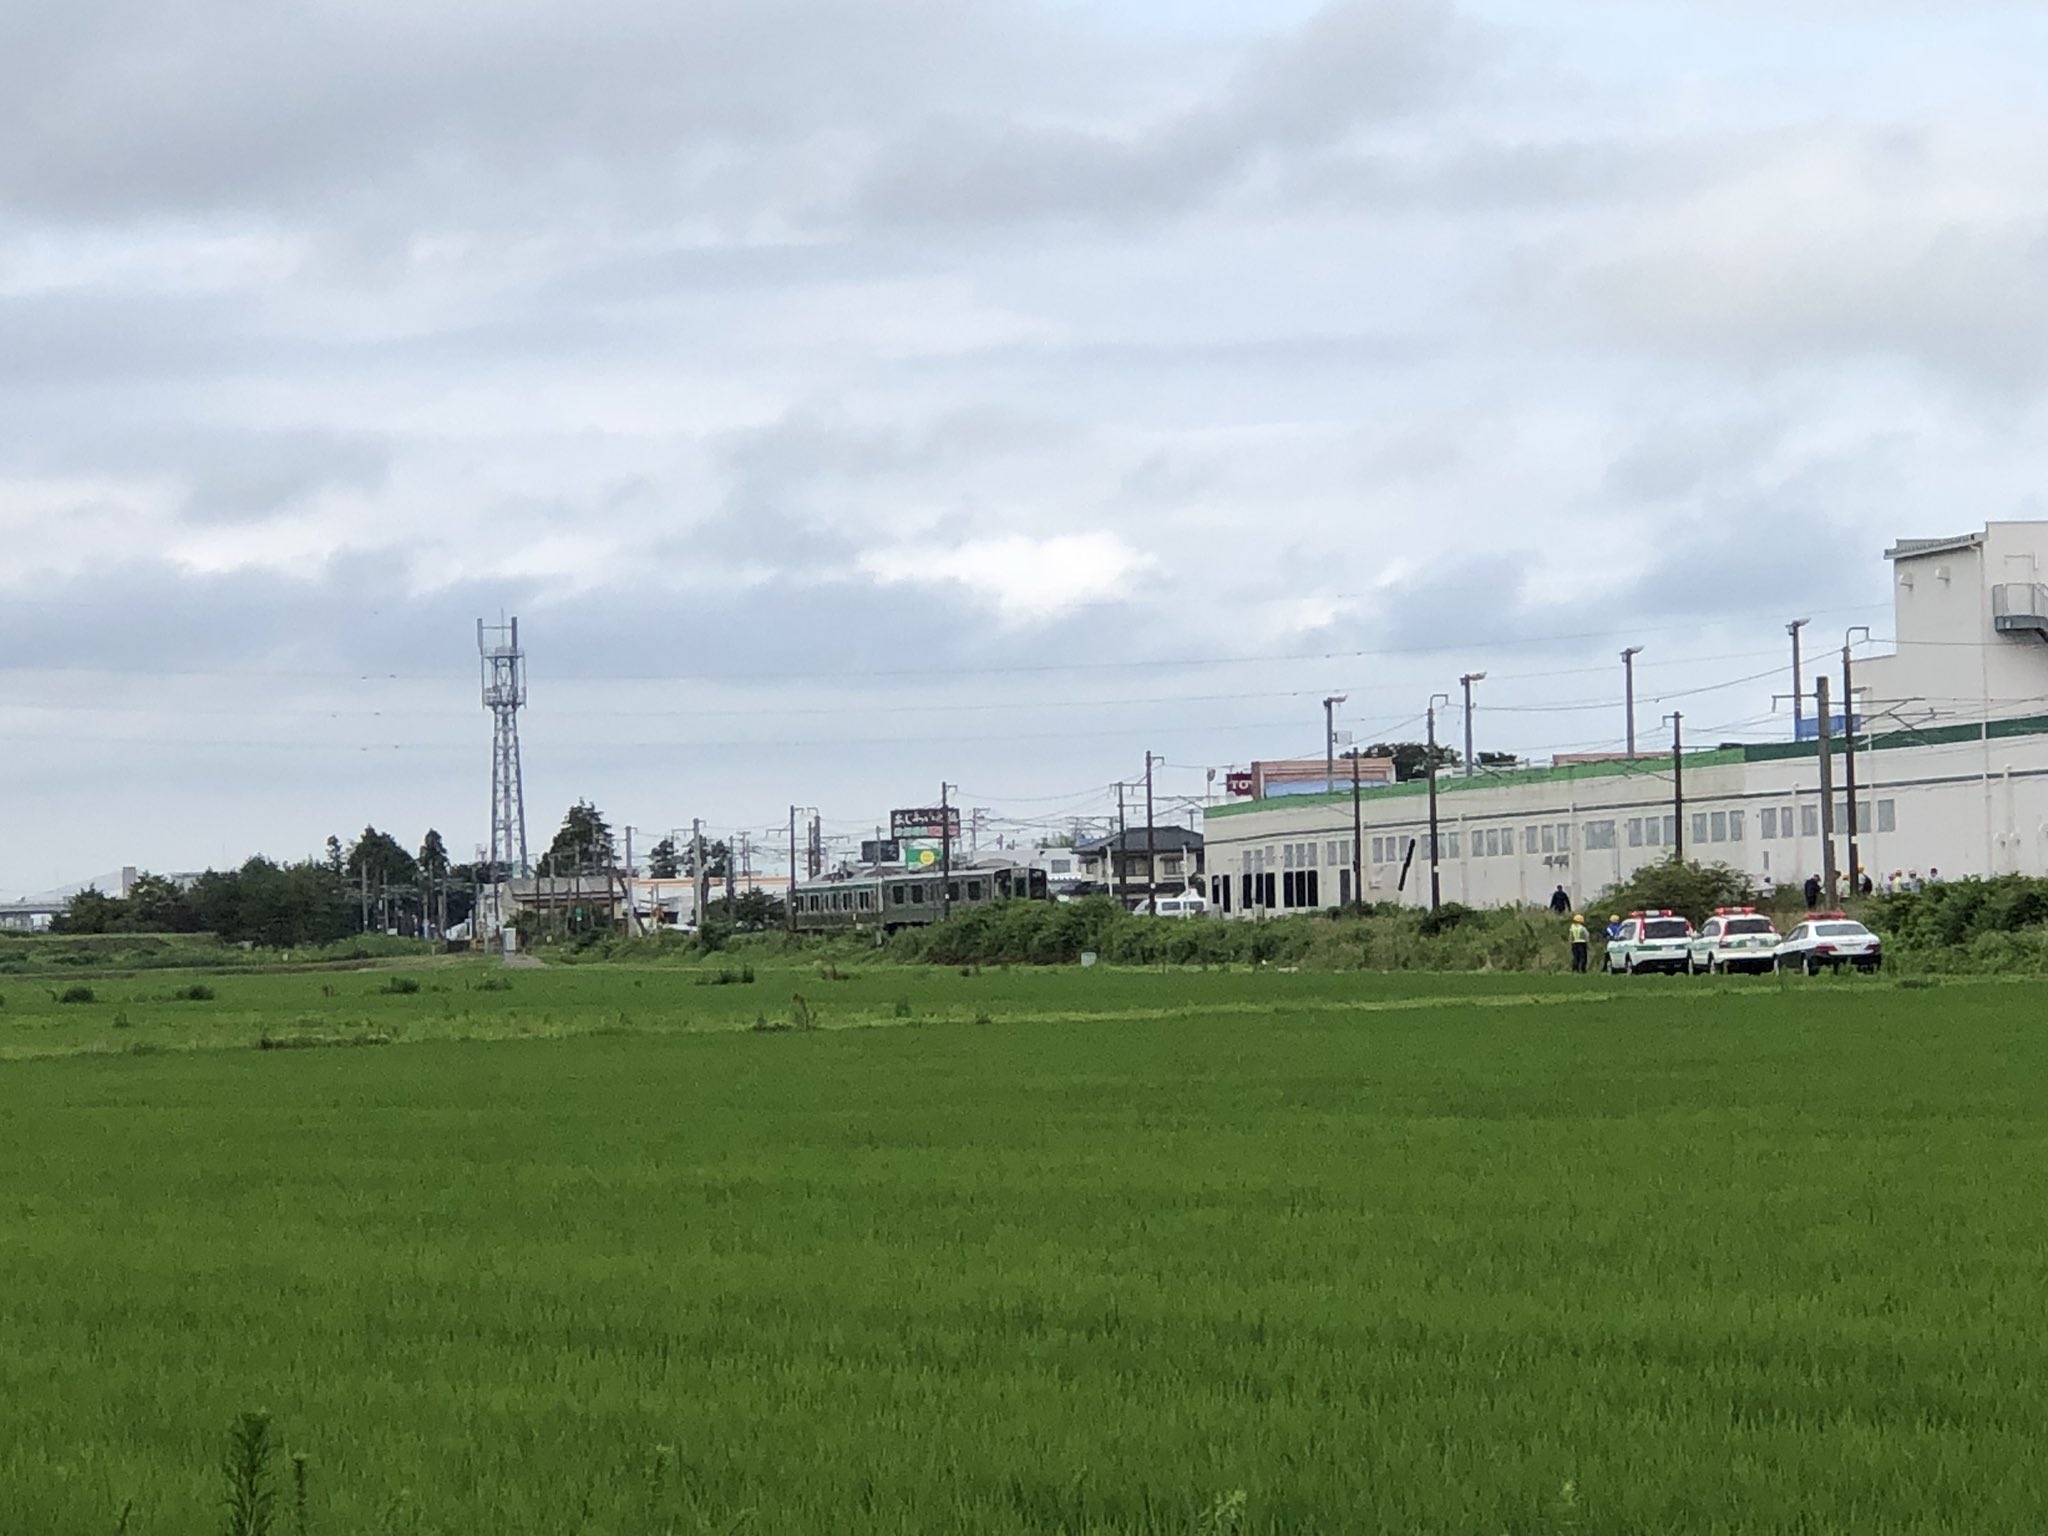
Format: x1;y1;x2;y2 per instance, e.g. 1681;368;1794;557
1568;913;1591;973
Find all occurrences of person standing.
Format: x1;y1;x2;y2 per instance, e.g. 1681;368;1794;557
1803;873;1822;910
1549;884;1571;917
1568;913;1591;973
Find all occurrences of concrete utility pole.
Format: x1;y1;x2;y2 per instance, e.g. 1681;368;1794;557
1460;672;1485;778
787;806;799;934
1817;675;1839;902
1349;749;1363;908
1426;693;1450;913
692;819;706;930
1787;618;1810;740
1322;695;1347;795
1667;712;1685;861
1144;751;1158;912
1622;646;1645;756
1843;627;1870;894
1115;782;1127;908
940;783;955;920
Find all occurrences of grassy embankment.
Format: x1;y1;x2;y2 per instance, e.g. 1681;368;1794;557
4;963;2047;1532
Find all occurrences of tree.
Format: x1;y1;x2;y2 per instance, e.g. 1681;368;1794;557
1476;751;1520;771
324;836;345;876
1367;742;1461;783
539;800;615;877
419;830;451;937
346;826;418;886
647;837;681;879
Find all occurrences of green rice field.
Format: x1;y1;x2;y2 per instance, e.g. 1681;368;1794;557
3;959;2045;1533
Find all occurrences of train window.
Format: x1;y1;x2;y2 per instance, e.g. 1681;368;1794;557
909;885;925;904
891;886;906;906
967;880;984;900
946;883;960;902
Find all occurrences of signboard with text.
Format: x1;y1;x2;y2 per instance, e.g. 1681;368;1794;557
890;807;962;841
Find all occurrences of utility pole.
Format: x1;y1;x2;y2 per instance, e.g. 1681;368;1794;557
1144;751;1158;912
1349;748;1363;908
1322;695;1347;794
1426;693;1449;913
1817;674;1839;902
1115;782;1127;908
1667;712;1685;861
359;858;369;935
1622;646;1644;756
940;783;955;919
622;826;635;879
692;819;707;930
787;806;799;933
1787;618;1810;740
1843;626;1870;894
1460;672;1485;778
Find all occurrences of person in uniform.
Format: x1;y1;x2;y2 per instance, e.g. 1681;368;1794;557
1569;913;1591;973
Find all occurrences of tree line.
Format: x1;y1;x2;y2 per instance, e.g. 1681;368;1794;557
50;800;740;948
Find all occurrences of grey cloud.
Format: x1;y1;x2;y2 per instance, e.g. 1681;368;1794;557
0;0;1056;224
856;0;1474;228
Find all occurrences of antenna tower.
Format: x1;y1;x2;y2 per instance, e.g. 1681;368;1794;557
479;617;530;883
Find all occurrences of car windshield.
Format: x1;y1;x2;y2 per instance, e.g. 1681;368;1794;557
1724;917;1775;936
1643;919;1690;939
1817;922;1871;938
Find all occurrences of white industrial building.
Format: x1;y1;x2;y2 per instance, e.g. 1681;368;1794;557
1203;522;2048;915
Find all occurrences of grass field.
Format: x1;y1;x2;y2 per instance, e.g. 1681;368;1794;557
3;960;2045;1533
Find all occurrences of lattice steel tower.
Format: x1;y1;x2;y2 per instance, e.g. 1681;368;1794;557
478;617;530;880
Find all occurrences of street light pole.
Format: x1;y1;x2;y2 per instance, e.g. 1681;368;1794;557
1787;618;1810;740
1459;672;1485;778
1322;694;1347;795
1426;692;1450;913
1622;646;1645;756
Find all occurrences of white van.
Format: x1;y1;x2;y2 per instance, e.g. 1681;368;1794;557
1133;892;1211;919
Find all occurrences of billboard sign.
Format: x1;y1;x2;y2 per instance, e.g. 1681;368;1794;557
1224;771;1256;798
890;806;961;840
860;839;902;866
901;840;942;871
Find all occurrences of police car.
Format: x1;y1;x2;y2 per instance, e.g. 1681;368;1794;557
1774;913;1884;974
1604;910;1695;975
1685;907;1782;975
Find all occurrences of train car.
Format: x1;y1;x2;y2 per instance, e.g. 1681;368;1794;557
790;860;1049;934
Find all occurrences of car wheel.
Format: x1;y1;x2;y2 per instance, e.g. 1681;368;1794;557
1804;954;1821;976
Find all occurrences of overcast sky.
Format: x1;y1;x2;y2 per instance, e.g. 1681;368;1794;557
5;0;2047;892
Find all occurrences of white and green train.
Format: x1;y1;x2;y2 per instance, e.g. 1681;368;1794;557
788;861;1051;935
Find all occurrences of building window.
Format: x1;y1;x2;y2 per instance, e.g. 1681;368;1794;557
1800;804;1820;837
1729;810;1745;842
1710;812;1727;843
1761;807;1778;840
1877;799;1897;833
1480;829;1496;858
1664;816;1678;846
1540;825;1555;853
1693;813;1710;846
1584;820;1616;850
1627;818;1643;848
1781;806;1795;838
1555;823;1572;852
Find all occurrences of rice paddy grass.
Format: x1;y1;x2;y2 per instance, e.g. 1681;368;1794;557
1;960;2043;1532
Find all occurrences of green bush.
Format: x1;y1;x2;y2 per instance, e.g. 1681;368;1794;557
379;976;422;996
1595;860;1755;926
56;984;96;1004
172;983;216;1002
